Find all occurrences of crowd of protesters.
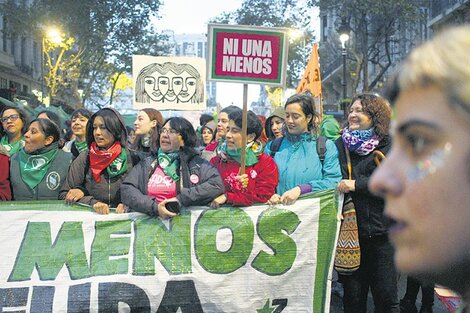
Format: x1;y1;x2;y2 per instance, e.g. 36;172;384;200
4;25;469;312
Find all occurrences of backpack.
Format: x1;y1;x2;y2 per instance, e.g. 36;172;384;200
269;136;327;164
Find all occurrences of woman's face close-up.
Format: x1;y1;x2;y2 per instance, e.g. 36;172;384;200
369;85;470;285
348;100;373;131
201;128;214;145
285;102;311;135
225;120;243;149
1;109;23;137
159;123;183;153
93;116;115;150
270;116;284;138
24;121;51;153
71;114;88;138
216;112;230;138
134;111;156;135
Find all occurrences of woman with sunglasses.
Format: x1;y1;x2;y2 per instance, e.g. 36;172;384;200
0;106;29;156
10;118;71;200
121;117;224;218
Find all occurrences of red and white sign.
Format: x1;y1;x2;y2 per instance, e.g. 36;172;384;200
207;24;288;87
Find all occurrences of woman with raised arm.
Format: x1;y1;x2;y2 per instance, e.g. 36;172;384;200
210;109;278;207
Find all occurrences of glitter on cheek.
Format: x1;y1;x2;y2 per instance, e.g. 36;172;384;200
407;143;452;182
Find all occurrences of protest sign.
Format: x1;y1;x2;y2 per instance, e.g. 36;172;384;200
133;55;206;111
207;24;288;86
0;190;339;312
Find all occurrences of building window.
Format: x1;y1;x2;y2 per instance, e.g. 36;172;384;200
21;36;26;66
197;42;203;58
0;78;7;89
2;17;7;53
23;84;28;93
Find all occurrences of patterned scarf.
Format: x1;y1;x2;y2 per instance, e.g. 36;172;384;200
74;140;88;153
0;135;24;156
220;140;263;167
19;143;59;189
89;142;128;182
157;148;180;181
342;127;381;156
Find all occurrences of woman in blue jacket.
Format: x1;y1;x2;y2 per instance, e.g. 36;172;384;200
265;92;342;205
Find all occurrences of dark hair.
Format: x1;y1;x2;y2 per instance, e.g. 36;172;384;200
37;110;61;129
284;92;318;132
0;105;30;137
164;117;197;148
220;105;239;116
30;118;61;146
199;113;213;126
151;117;198;153
86;108;127;148
228;109;263;140
71;108;92;120
348;93;392;138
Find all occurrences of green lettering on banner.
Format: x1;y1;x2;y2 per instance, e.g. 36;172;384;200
133;214;191;275
90;220;131;276
195;208;254;274
252;207;300;275
9;222;89;281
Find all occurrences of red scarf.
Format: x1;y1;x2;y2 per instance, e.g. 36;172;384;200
89;142;122;182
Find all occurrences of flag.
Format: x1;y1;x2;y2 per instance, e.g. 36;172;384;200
297;43;322;97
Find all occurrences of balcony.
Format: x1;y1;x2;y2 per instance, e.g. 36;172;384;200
430;0;468;18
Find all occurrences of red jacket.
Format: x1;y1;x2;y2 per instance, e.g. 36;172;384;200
0;153;12;201
211;153;278;206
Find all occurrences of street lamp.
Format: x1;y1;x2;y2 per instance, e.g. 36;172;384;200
41;27;63;106
337;19;351;119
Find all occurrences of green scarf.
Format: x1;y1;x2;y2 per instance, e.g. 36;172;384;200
106;148;128;179
19;143;59;189
157;148;180;181
1;135;24;156
223;141;263;167
74;140;88;153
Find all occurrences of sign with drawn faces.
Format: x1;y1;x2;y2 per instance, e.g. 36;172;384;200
133;56;206;111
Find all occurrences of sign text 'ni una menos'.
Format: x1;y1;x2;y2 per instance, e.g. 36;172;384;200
207;24;288;86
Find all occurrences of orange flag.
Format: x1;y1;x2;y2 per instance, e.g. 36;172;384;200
296;43;322;97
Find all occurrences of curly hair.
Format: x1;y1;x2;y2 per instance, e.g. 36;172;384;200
349;93;391;138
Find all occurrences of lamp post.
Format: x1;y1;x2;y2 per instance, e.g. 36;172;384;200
338;19;351;119
41;27;62;106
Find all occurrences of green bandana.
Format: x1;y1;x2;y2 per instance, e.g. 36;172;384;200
74;140;88;153
223;141;263;167
1;135;24;156
106;148;128;178
19;144;59;189
157;148;180;181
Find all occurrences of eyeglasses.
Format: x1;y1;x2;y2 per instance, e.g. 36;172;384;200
1;114;20;123
160;128;179;135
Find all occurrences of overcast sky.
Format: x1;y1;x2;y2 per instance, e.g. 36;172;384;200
152;0;320;109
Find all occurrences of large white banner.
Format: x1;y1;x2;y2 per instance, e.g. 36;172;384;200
0;190;340;312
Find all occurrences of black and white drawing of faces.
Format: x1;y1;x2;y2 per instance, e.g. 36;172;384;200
133;56;207;111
